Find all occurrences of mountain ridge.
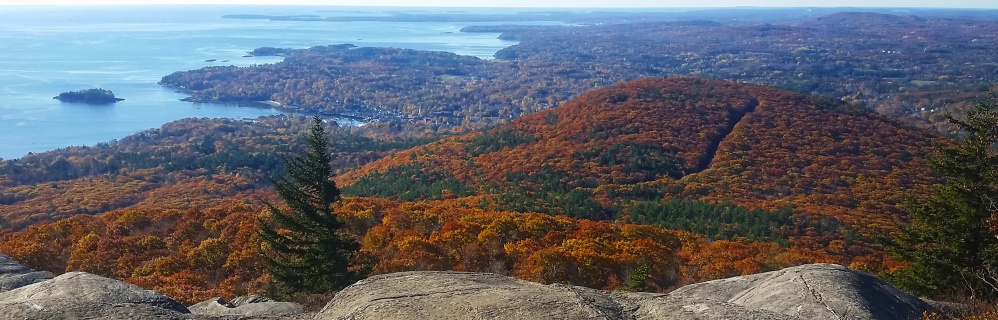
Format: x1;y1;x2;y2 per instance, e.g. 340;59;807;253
338;77;938;233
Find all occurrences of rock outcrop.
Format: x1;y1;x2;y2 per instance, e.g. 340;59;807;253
0;254;52;293
189;295;304;318
0;255;936;320
670;263;934;320
315;271;797;320
0;272;191;320
0;256;308;320
316;271;639;320
315;264;934;320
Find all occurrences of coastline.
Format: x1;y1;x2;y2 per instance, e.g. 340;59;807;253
0;6;521;160
237;100;369;126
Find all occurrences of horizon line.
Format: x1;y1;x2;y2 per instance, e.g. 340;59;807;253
1;4;997;9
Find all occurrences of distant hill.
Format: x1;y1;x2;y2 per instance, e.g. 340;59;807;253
805;11;927;27
339;77;760;192
339;77;938;232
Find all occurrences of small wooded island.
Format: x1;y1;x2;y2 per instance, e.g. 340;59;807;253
53;88;124;104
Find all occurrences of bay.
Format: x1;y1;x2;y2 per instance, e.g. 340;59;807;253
0;5;527;160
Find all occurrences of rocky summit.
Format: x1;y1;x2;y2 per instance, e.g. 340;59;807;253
0;254;309;320
669;263;934;320
316;264;934;320
0;254;53;293
188;295;305;318
0;257;938;320
0;272;190;320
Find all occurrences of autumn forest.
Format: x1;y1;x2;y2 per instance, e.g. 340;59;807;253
1;7;998;312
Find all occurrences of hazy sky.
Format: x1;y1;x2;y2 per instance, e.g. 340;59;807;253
0;0;994;8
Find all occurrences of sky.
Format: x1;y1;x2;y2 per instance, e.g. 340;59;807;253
0;0;994;8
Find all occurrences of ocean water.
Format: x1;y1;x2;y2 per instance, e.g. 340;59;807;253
0;5;525;160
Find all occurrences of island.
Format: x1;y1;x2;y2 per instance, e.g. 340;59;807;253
244;46;298;57
53;88;124;104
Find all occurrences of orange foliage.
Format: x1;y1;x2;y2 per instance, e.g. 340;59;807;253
0;115;430;229
678;237;839;284
0;204;266;305
339;77;938;236
0;194;871;304
346;200;683;291
340;77;760;189
691;88;938;232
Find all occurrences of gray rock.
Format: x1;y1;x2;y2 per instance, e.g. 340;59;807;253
0;253;53;292
314;271;795;320
189;297;236;314
229;295;275;306
315;264;934;320
0;271;192;320
627;293;802;320
189;295;304;318
316;271;642;320
670;263;933;320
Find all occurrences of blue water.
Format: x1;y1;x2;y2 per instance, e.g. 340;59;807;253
0;5;524;160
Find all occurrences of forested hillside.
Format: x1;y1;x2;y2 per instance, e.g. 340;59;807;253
0;194;862;305
340;77;759;196
339;77;938;233
0;117;439;228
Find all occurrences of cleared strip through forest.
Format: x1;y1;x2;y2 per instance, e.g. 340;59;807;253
693;98;759;175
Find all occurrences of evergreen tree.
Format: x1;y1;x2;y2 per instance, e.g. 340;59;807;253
258;115;361;293
886;95;998;300
622;264;654;292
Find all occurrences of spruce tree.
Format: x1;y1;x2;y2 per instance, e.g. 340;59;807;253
258;115;360;293
886;95;998;300
622;264;654;292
